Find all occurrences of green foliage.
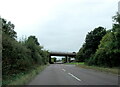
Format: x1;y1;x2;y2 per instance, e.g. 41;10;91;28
39;50;49;65
27;36;40;46
76;26;106;63
51;57;57;63
24;36;42;64
2;18;50;83
77;12;120;67
62;58;66;63
91;32;118;66
2;18;17;39
112;12;120;24
2;34;32;76
92;13;120;67
76;44;86;62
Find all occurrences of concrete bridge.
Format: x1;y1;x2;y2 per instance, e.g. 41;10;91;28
49;52;76;64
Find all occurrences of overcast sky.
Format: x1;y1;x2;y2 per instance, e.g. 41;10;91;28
0;0;119;53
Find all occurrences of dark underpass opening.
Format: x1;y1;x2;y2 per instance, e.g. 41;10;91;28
49;52;76;64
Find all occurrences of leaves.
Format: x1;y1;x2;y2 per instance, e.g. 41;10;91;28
77;13;120;67
2;18;17;39
2;19;49;80
76;26;106;62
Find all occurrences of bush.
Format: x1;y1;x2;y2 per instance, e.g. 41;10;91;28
93;31;120;67
2;18;50;82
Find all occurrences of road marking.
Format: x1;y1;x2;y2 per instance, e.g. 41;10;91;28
62;69;66;72
68;73;81;81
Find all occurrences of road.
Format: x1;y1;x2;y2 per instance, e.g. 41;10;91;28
28;64;118;85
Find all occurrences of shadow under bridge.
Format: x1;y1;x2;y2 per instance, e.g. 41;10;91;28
49;52;76;64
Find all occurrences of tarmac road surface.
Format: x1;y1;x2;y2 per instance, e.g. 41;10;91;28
28;64;118;85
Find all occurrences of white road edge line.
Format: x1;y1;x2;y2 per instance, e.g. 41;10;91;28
68;73;81;81
62;69;66;72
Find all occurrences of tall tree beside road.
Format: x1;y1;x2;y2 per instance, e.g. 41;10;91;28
76;27;106;63
2;18;17;39
2;18;49;84
77;12;120;67
92;13;120;67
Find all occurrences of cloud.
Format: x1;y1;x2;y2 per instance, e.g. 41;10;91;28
0;0;119;53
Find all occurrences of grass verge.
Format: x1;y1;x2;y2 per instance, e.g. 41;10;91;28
66;62;119;75
3;64;48;85
66;62;85;65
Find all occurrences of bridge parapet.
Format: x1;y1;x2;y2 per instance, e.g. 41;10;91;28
49;52;76;56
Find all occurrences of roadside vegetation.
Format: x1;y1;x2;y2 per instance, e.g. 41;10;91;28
51;57;57;64
1;18;50;85
66;62;84;65
66;62;118;74
76;12;120;68
3;65;48;85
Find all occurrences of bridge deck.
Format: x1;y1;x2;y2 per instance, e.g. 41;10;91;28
50;52;76;56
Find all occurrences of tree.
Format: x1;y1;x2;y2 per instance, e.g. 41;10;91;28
25;36;42;64
2;34;33;76
93;31;120;67
76;26;106;63
2;18;17;39
112;12;120;24
76;44;86;62
92;13;120;67
27;36;40;45
2;18;50;85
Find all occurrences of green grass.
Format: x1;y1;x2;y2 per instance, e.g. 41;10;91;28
66;62;84;65
3;64;48;85
66;62;119;75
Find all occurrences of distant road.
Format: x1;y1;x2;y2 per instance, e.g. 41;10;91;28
28;64;118;85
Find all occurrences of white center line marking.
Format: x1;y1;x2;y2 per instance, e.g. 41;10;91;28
62;69;66;72
68;73;81;81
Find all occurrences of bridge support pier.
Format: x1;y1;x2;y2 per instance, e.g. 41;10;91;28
65;56;67;63
49;55;52;64
65;56;71;63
